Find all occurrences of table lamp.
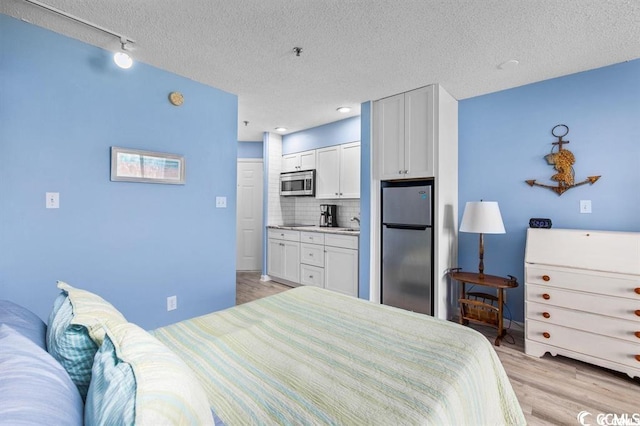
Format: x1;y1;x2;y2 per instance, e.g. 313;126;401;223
459;201;505;279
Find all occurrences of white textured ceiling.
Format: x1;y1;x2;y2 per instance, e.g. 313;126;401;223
3;1;639;141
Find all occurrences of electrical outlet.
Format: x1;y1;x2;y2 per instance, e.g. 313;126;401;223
580;200;592;214
167;295;177;311
216;196;227;208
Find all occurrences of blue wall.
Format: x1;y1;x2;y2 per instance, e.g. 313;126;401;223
459;59;640;323
0;16;238;330
282;116;360;153
238;141;263;158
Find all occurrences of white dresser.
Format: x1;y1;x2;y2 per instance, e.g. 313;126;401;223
524;228;640;379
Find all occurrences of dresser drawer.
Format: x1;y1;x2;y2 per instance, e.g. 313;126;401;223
526;301;640;344
526;284;640;322
300;264;324;288
268;229;300;242
300;231;325;245
526;319;640;370
526;265;640;299
300;243;325;267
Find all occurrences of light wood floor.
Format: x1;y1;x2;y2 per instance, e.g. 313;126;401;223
236;271;640;425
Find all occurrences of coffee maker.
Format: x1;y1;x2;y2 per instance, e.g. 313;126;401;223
319;204;338;227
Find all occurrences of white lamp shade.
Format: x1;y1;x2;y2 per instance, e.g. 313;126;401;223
459;201;506;234
113;51;133;69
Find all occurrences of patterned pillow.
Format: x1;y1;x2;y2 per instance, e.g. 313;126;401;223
85;322;214;426
0;299;47;349
46;281;127;400
0;324;83;425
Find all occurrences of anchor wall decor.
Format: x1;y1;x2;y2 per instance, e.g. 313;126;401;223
525;124;601;196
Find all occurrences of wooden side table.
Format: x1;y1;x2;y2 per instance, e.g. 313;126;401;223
449;269;518;346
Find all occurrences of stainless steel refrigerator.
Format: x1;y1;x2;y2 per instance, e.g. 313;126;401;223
381;184;433;315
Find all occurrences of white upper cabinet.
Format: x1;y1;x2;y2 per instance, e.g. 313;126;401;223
282;149;316;172
374;85;434;179
316;142;361;199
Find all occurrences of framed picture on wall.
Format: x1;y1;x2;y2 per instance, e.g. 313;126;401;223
110;147;185;185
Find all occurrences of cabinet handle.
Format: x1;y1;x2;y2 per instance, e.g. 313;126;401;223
543;332;551;339
339;193;343;195
636;355;640;363
335;192;339;195
636;310;640;317
309;275;314;279
398;170;403;174
542;275;550;281
309;253;314;257
635;331;640;339
542;293;550;300
542;312;550;319
279;243;284;246
634;287;640;295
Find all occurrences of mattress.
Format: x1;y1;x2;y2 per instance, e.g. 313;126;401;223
152;286;524;425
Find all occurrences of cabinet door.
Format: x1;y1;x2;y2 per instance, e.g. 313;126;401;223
315;146;340;199
339;142;360;199
267;238;284;278
374;93;405;180
299;150;316;171
324;246;358;297
282;154;300;173
404;86;435;178
282;241;300;283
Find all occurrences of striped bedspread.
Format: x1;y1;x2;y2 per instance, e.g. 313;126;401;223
152;287;525;425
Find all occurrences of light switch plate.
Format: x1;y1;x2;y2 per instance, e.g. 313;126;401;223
216;196;227;208
46;192;59;209
580;200;592;214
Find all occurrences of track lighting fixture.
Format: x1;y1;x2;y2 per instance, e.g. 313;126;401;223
22;0;135;70
114;38;133;69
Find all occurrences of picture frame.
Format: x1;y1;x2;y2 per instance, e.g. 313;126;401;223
110;147;185;185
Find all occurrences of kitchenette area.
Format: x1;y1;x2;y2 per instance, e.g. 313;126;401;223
265;131;362;297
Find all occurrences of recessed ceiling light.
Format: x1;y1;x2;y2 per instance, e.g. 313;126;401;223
498;59;519;70
336;106;351;113
275;127;287;132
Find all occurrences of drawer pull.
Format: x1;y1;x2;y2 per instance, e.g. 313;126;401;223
542;332;551;339
309;253;314;257
542;312;550;319
636;310;640;317
636;355;640;362
635;331;640;339
542;275;550;281
309;275;314;279
542;293;551;300
635;287;640;295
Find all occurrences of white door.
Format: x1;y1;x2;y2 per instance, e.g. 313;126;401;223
236;160;263;271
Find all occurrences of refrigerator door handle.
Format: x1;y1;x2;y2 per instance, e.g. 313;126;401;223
383;223;429;231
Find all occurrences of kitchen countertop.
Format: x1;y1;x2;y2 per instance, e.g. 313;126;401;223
268;225;360;236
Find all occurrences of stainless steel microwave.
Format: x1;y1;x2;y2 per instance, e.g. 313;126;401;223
280;170;315;196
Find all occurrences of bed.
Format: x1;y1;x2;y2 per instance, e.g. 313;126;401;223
151;286;524;425
0;282;525;425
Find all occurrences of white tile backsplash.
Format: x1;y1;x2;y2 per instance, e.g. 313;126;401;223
293;197;360;228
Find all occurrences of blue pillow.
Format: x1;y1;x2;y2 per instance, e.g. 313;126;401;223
46;282;127;400
0;324;83;425
0;299;47;349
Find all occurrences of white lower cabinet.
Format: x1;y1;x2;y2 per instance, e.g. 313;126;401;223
268;229;359;296
324;245;358;297
267;230;300;284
